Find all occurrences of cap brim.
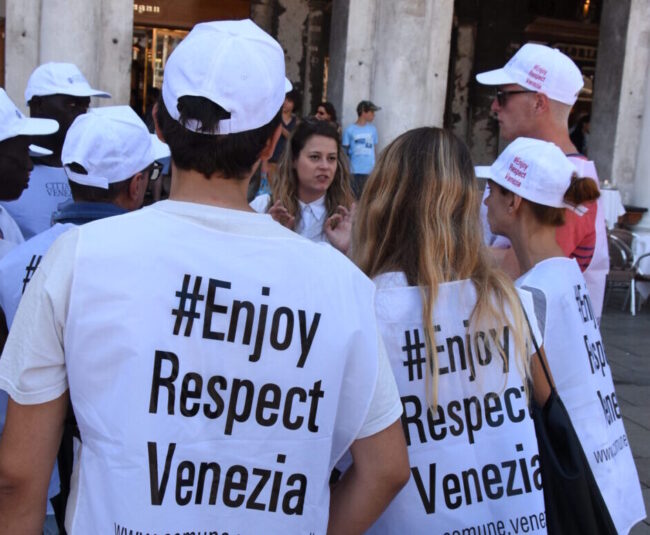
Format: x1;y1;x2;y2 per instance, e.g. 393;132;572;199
29;144;53;156
17;117;59;137
476;68;517;86
285;78;293;93
150;134;171;162
474;166;493;179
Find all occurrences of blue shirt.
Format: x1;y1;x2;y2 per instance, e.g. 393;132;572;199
342;123;378;174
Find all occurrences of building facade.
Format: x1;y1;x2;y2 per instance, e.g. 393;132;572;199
2;0;649;227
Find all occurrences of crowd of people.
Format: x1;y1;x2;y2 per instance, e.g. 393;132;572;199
0;18;646;535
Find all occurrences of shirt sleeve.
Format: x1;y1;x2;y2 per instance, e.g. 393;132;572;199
556;201;597;272
0;229;78;404
356;333;403;439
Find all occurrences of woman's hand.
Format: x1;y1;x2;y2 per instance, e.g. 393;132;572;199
269;200;296;230
325;204;356;254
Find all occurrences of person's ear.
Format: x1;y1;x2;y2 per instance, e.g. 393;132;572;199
259;123;282;162
152;102;166;143
534;92;550;114
510;193;523;214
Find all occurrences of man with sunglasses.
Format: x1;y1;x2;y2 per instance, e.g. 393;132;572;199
476;43;609;320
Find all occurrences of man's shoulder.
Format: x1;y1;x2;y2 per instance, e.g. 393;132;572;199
0;224;71;271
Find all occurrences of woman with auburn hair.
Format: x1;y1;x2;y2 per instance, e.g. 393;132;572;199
250;118;354;252
350;127;547;533
482;137;646;534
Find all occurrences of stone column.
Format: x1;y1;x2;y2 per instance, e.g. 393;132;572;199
5;0;132;112
591;0;650;203
632;59;650;229
329;0;453;149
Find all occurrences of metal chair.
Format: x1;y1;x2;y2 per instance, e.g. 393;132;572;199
605;228;650;315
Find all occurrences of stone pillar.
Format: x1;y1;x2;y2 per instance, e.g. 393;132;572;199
5;0;132;112
632;59;650;229
448;22;477;144
329;0;453;150
251;0;276;34
591;0;650;204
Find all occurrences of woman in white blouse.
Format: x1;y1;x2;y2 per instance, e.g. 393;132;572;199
250;119;354;251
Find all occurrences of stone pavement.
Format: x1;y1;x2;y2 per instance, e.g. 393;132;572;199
601;295;650;534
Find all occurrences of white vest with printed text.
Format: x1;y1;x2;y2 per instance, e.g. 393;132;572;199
62;205;379;535
368;275;546;535
517;257;645;534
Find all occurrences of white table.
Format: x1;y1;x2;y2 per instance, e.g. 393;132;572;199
600;187;626;230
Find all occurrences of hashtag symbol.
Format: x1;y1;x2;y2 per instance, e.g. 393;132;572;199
171;274;204;336
402;328;427;381
22;255;42;294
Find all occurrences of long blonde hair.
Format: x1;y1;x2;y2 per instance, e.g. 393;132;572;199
271;119;354;227
351;127;530;407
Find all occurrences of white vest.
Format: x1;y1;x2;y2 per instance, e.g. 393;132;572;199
63;206;378;534
0;223;73;327
518;258;646;534
368;275;546;535
567;156;608;321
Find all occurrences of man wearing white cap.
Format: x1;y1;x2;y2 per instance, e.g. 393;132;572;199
0;87;59;532
0;62;110;240
0;105;167;533
476;43;609;320
0;20;408;534
0;88;58;258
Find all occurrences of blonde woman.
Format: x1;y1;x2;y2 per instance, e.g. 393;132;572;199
482;137;646;534
250;119;354;252
350;127;547;533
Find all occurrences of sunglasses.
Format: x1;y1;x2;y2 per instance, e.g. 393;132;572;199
495;88;537;107
148;161;163;181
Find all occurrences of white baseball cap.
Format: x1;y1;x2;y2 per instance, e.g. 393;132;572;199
25;62;111;103
0;89;58;149
475;137;577;208
476;43;583;105
62;105;170;189
162;19;291;134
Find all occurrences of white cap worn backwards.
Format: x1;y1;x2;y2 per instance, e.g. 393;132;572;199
476;43;584;106
62;105;170;189
162;19;291;135
475;137;577;208
25;62;112;103
0;89;58;152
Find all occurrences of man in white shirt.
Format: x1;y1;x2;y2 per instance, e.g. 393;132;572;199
0;20;408;534
0;62;110;239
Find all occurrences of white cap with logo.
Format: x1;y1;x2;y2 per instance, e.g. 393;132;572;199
476;43;584;106
25;62;112;103
162;19;291;134
475;137;577;208
62;105;170;189
0;89;58;150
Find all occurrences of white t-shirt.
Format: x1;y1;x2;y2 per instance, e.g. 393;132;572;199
0;200;401;534
249;193;330;244
517;257;646;534
0;164;71;239
366;271;546;534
